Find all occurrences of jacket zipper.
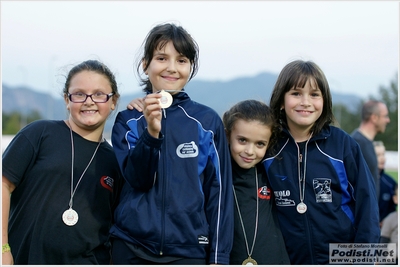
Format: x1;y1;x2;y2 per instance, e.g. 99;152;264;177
296;137;315;263
160;109;167;255
299;139;315;264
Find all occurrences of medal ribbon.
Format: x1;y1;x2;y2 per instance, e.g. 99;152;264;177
232;168;259;264
67;123;102;209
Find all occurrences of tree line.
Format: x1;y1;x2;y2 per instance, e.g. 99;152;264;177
2;74;398;150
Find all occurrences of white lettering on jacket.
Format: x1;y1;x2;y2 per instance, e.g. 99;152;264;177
176;141;199;158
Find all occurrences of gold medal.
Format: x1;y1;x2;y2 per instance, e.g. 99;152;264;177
242;256;257;265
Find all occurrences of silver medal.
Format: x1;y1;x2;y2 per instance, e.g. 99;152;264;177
62;208;79;226
158;90;173;109
296;202;307;214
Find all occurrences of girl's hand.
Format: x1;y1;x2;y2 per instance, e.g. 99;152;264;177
2;250;14;265
143;93;162;138
127;98;145;112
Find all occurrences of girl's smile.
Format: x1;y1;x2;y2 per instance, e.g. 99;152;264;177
229;119;271;169
283;78;323;140
65;70;116;135
144;41;191;93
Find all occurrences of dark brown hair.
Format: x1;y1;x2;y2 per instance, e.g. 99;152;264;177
63;59;119;100
136;23;199;93
223;99;279;150
269;60;335;136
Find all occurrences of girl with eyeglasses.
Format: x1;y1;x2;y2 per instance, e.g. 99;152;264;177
2;59;124;264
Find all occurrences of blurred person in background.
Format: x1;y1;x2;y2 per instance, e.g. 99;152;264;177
380;187;398;264
351;100;390;198
374;140;397;224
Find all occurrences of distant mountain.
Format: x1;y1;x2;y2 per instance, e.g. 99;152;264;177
186;72;276;115
2;72;362;137
2;84;68;120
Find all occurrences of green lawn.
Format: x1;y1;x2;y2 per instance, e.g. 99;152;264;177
386;170;398;183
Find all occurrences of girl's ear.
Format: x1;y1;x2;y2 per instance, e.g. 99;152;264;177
64;94;70;110
110;94;118;110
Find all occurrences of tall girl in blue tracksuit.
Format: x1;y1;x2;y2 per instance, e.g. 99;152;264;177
110;23;233;265
262;60;380;264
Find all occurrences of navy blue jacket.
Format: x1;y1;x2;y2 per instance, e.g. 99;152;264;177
379;170;397;222
110;91;233;264
262;126;380;264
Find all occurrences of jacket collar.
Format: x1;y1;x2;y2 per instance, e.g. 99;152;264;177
280;125;332;142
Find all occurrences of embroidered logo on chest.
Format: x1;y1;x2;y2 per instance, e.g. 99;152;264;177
313;178;332;203
198;235;209;245
176;141;199;158
100;176;114;192
274;190;296;206
258;186;271;200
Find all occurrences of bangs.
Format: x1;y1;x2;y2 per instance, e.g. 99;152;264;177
287;73;315;91
294;74;312;89
155;35;196;62
287;63;321;92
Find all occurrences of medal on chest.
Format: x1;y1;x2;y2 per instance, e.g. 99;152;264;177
242;256;257;265
62;208;79;226
233;168;259;265
62;122;102;226
297;141;311;214
296;202;307;214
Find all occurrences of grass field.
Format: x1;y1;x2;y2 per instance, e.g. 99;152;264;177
386;170;398;183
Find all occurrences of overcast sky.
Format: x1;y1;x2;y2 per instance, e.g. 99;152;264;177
1;1;398;99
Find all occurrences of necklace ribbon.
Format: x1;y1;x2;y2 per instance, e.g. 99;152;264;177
62;123;102;226
296;135;312;214
233;167;259;265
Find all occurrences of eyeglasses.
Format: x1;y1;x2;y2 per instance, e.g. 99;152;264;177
68;92;114;103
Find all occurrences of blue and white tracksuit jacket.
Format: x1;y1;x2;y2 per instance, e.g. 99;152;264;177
262;126;380;264
110;91;233;264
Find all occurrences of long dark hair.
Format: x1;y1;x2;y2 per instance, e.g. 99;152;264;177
269;60;335;136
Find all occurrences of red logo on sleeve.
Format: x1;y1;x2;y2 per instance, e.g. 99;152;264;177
100;176;114;192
